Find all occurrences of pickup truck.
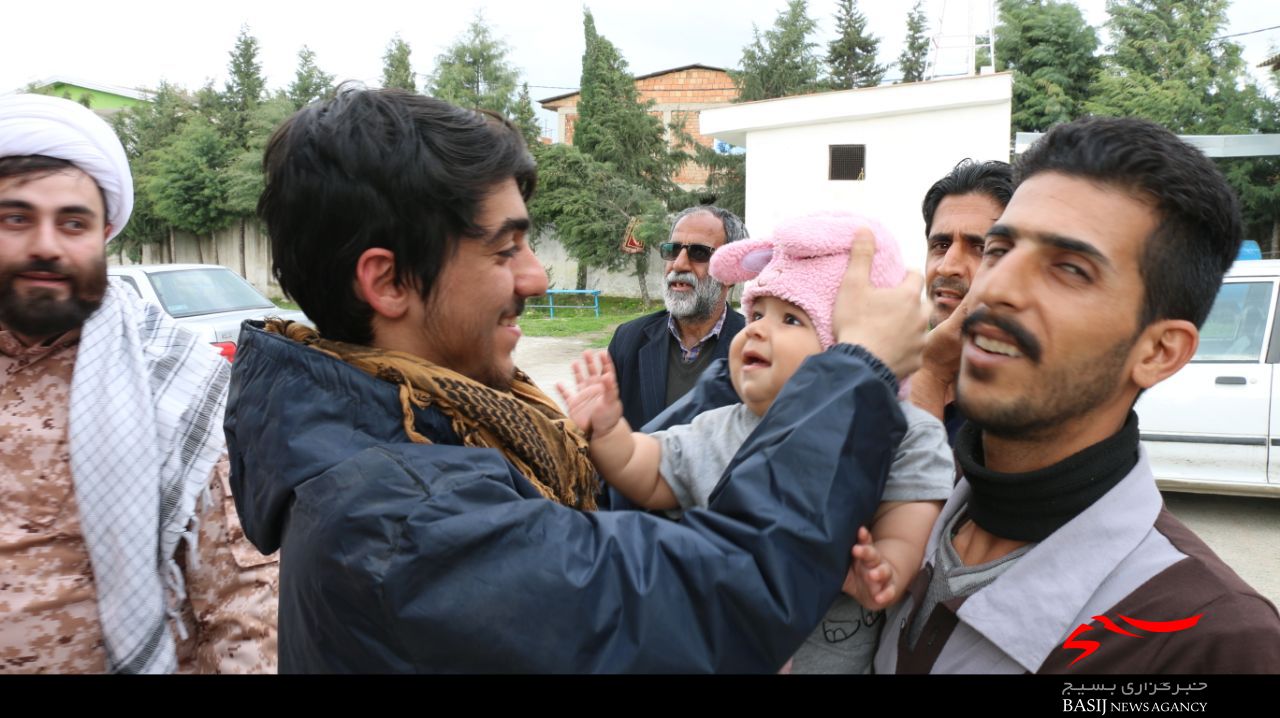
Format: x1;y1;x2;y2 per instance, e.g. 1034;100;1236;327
1136;258;1280;497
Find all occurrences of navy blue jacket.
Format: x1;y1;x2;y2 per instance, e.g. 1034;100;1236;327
226;322;904;673
607;308;746;429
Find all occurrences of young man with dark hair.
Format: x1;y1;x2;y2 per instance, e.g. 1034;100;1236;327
225;88;929;672
912;159;1013;442
921;159;1013;330
608;204;748;429
874;116;1280;674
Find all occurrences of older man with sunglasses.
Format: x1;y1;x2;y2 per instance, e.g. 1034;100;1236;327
607;205;747;430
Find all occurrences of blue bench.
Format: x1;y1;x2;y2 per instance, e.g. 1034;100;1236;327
528;289;602;318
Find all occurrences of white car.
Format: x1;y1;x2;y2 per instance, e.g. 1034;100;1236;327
107;263;309;361
1136;258;1280;498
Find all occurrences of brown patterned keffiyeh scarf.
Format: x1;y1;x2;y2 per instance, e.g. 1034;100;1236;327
266;319;598;510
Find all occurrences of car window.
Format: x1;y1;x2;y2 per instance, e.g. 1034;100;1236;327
146;267;274;318
1193;281;1274;362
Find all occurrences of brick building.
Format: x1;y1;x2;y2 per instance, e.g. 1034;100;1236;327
539;63;738;188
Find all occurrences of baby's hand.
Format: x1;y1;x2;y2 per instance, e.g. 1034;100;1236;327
557;350;623;439
841;526;899;610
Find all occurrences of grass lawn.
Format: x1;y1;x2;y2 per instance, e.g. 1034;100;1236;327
520;295;655;348
274;294;657;348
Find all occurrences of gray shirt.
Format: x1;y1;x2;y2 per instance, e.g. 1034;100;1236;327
651;400;955;673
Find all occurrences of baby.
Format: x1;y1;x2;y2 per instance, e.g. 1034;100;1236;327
559;212;954;673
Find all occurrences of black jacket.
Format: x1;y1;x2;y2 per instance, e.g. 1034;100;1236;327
607;308;746;429
226;322;904;672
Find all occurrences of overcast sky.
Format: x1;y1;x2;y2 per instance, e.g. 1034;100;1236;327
4;0;1276;137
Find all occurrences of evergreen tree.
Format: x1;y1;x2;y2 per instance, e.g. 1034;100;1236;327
732;0;824;101
146;116;236;239
995;0;1099;132
427;13;520;115
897;1;930;83
692;146;746;220
574;10;674;196
512;83;542;147
1088;0;1280;249
223;25;266;149
382;35;417;92
669;117;746;221
110;82;194;256
287;46;335;110
528;143;666;300
1087;0;1234;132
224;96;295;219
535;10;678;294
827;0;885;89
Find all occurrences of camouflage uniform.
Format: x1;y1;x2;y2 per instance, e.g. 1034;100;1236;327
0;329;278;673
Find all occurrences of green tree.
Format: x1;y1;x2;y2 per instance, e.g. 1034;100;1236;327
287;46;335;110
1087;0;1280;249
1087;0;1235;132
537;10;679;295
669;116;746;221
382;35;417;92
427;13;520;115
732;0;824;101
575;10;675;196
145;116;236;239
110;82;195;256
528;143;666;301
512;83;542;147
995;0;1100;132
690;145;746;221
897;0;930;83
221;95;294;273
827;0;885;89
223;25;266;149
224;96;294;219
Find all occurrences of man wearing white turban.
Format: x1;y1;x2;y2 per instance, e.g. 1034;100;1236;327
0;94;278;674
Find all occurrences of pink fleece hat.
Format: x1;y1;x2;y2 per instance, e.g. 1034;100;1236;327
710;211;905;350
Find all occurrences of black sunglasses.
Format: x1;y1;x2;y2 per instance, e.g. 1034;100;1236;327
659;242;716;263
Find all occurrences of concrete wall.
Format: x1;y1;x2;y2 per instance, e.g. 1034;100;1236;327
112;220;283;298
740;100;1011;272
533;231;668;299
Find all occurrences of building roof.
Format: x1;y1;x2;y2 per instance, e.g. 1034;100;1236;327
537;63;728;105
700;72;1013;147
10;75;154;101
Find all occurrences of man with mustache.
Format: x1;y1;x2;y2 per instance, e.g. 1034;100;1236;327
874;117;1280;674
607;205;746;429
912;160;1012;442
0;94;278;673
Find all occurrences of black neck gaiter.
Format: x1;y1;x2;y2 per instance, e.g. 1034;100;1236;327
953;411;1140;542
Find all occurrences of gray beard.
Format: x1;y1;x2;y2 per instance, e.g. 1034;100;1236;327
664;270;723;322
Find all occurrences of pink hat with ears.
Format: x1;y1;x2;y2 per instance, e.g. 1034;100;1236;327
710;211;905;350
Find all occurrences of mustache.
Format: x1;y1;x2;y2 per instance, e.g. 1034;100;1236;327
508;298;525;317
930;275;968;296
12;258;72;278
962;307;1043;363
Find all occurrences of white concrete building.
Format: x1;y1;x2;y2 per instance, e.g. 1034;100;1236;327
700;73;1013;272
